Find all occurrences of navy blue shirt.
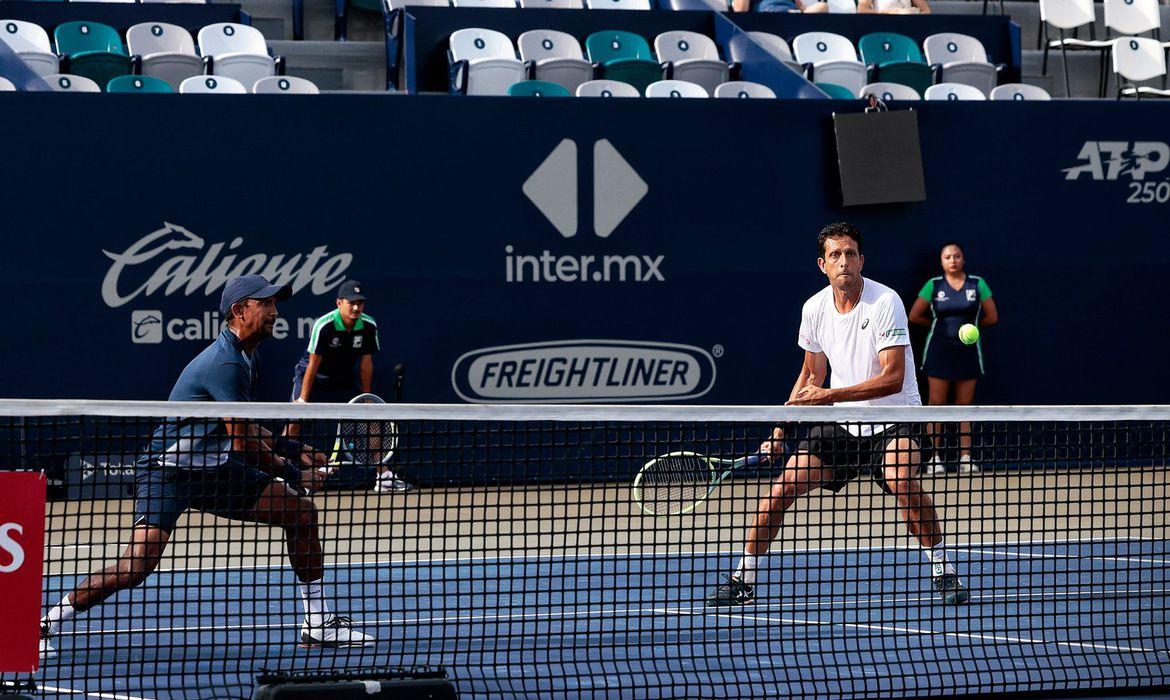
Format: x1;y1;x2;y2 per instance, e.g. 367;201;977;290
144;328;259;470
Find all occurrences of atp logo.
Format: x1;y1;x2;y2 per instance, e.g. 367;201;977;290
1063;141;1169;181
510;139;663;284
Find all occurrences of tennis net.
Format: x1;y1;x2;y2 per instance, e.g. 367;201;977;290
1;400;1168;699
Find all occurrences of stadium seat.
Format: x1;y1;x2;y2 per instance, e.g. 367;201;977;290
575;78;638;96
0;20;59;77
815;81;855;98
586;0;651;8
198;23;280;90
989;83;1052;100
508;79;571;96
44;73;100;92
654;31;729;94
858;32;934;96
741;31;803;75
179;75;247;93
1112;36;1170;98
586;31;662;94
126;22;203;93
453;0;517;6
713;80;775;98
54;21;132;90
254;75;319;93
1040;0;1103;96
923;33;999;96
924;82;987;100
792;32;866;97
645;79;707;97
517;29;593;94
0;76;15;91
827;0;857;12
1104;0;1162;38
859;81;920;100
107;74;173;92
387;0;450;6
448;28;526;95
520;0;585;6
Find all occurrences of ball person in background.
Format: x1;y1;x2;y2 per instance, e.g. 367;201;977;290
40;275;372;659
909;243;998;474
707;223;969;608
287;280;410;493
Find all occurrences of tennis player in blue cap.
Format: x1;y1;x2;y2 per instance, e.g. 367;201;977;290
40;275;373;659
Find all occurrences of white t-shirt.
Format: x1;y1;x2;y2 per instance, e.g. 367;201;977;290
797;277;921;435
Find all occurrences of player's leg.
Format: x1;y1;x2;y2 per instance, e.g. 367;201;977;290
240;479;373;646
879;432;969;604
925;377;951;474
954;379;979;473
707;427;840;606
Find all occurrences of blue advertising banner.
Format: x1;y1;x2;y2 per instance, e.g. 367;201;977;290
0;94;1166;406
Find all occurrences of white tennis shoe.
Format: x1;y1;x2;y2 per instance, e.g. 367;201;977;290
957;454;980;474
300;616;374;647
374;470;413;493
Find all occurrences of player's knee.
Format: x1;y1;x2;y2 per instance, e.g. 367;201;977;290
883;470;916;496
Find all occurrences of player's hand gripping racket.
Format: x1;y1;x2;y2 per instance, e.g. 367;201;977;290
327;393;399;468
632;452;766;516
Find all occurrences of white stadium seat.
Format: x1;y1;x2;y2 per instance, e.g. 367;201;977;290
923;33;998;96
585;0;651;9
253;75;320;94
44;73;100;92
713;80;775;98
654;31;728;95
989;83;1051;100
792;31;867;97
518;30;593;95
127;22;203;92
0;76;14;91
742;31;804;75
448;28;526;96
645;79;707;97
198;23;277;89
520;0;585;6
179;75;247;93
1113;36;1170;98
924;82;988;100
0;20;59;77
859;81;920;100
575;79;639;97
453;0;517;6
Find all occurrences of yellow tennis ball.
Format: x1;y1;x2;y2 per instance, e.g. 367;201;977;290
959;323;980;345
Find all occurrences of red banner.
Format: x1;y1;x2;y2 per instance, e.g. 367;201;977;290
0;472;46;672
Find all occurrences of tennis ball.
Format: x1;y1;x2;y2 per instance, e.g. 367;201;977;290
958;323;980;345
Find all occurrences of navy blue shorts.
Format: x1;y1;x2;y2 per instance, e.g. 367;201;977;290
133;460;277;534
290;374;358;404
922;339;983;381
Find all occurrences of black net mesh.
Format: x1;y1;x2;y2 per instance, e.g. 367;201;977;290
1;403;1168;698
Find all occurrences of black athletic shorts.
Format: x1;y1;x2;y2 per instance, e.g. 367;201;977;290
793;423;927;495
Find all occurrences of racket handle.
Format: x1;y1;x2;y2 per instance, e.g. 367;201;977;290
744;454;765;468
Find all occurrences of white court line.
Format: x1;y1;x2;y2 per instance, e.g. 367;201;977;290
138;534;1164;575
955;547;1169;566
39;685;153;700
687;608;1168;657
55;586;1170;639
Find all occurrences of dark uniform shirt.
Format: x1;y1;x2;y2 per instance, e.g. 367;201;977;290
144;328;259;470
295;309;379;384
919;274;992;375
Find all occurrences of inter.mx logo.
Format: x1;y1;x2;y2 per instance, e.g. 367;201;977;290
509;139;663;283
1063;141;1169;181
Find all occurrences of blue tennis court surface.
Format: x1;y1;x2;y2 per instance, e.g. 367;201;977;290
34;537;1170;699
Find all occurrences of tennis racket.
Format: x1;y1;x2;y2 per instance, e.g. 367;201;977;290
632;451;766;516
328;393;399;467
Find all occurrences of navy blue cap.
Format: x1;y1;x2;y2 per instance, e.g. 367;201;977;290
337;280;366;302
219;275;292;315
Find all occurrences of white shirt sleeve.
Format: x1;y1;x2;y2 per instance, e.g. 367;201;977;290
873;292;911;352
798;299;821;353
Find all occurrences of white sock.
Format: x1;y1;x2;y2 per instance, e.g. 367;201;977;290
733;553;759;585
43;594;77;635
299;581;331;627
923;540;956;578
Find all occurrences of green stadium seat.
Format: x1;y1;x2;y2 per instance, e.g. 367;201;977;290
54;21;132;90
858;32;934;97
507;80;571;97
107;75;173;93
815;81;856;99
585;30;662;95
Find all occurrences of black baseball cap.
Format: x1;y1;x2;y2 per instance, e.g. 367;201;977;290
219;275;292;315
337;280;366;302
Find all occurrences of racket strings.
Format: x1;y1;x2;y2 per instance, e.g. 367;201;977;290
639;455;713;515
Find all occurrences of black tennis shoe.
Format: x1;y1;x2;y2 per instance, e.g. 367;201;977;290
933;573;971;605
40;621;56;660
706;575;755;606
